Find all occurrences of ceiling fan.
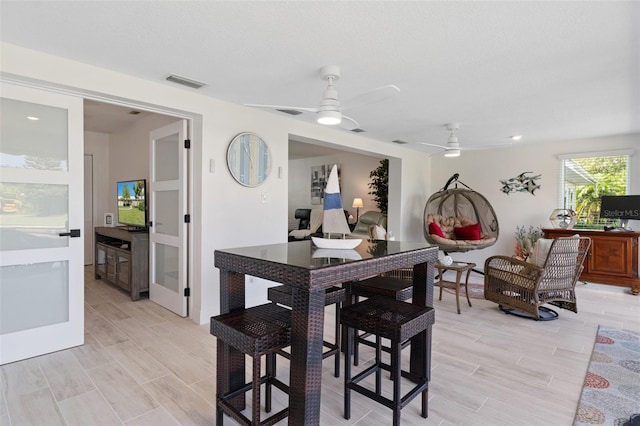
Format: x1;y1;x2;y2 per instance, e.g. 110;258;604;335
420;123;512;157
245;65;400;131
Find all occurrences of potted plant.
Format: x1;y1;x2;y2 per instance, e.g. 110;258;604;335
368;159;388;215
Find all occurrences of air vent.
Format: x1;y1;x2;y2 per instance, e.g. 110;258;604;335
392;139;409;144
276;109;303;116
166;74;207;89
350;128;366;133
128;110;141;115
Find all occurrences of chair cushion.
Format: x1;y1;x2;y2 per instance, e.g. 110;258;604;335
528;238;553;267
428;222;445;238
454;223;481;240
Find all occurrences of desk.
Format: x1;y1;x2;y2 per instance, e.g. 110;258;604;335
214;240;437;425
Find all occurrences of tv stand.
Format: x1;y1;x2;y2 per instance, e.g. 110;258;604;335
95;226;149;301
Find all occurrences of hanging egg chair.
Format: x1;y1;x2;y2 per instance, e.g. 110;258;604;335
424;173;499;253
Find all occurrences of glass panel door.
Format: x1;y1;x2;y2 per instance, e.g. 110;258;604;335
0;82;84;364
149;120;188;316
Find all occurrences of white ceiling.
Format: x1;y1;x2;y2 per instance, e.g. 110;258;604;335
2;1;638;155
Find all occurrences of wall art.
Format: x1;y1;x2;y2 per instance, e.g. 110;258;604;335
499;172;541;195
310;163;340;204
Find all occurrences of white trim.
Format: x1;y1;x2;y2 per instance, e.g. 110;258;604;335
557;149;634;160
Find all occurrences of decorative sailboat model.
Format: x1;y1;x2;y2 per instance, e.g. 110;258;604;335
311;164;363;249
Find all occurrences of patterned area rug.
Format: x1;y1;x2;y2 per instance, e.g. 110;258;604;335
443;282;485;299
574;327;640;426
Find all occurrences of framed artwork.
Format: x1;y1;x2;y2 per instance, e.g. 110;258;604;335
104;212;114;227
310;163;340;205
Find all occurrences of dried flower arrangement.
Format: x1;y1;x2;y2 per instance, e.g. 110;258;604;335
514;225;544;260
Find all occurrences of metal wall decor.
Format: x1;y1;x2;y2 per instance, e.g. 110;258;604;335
500;172;541;195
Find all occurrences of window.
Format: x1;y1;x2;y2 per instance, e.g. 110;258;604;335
560;150;631;229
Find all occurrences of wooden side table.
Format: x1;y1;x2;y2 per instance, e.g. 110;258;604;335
434;261;476;314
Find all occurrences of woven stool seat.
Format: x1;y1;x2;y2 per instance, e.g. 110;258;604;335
268;285;346;377
348;276;413;366
350;275;413;300
341;297;435;426
210;303;291;426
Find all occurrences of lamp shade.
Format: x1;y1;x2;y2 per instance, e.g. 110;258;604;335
352;198;364;208
317;110;341;125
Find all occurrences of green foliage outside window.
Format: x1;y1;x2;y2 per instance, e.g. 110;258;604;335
564;155;628;229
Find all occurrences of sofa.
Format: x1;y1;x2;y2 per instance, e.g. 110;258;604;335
350;211;387;239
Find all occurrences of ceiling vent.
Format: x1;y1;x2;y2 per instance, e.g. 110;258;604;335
351;128;366;133
392;139;408;144
276;109;303;116
166;74;207;89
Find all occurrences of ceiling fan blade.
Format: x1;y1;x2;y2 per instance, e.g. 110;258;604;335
419;142;448;149
460;142;513;151
244;103;319;113
339;114;360;131
341;85;400;111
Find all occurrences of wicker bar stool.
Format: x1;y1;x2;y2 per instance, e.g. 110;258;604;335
341;297;435;426
348;275;413;365
210;303;291;426
268;285;346;377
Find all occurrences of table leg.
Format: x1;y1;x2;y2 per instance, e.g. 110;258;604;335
217;270;246;410
454;270;462;314
289;287;326;425
409;261;434;382
464;268;473;308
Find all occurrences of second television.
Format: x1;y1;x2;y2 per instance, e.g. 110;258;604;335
117;179;147;230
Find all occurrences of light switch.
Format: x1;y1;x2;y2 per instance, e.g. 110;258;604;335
261;192;269;203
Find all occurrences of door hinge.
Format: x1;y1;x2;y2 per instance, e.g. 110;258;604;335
184;287;190;297
184;214;191;223
184;139;191;149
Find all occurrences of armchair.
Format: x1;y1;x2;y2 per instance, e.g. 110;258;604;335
484;236;591;320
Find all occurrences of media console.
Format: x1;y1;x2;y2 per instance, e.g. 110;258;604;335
542;228;639;296
95;226;149;301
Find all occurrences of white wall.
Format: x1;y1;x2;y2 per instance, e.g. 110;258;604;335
430;133;640;268
1;43;435;324
84;131;111;226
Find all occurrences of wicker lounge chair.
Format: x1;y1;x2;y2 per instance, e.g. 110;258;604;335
484;236;591;320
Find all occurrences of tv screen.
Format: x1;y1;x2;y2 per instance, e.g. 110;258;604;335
600;195;640;230
599;195;640;220
117;179;147;229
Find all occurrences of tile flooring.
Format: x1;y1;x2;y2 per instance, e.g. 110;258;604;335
1;267;639;425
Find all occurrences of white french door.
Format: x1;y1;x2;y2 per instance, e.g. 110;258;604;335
149;120;189;317
0;82;84;364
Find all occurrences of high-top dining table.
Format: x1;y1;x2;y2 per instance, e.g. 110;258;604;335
214;239;437;425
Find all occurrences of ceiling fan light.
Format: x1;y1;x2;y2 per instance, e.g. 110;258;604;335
444;149;461;158
317;110;341;125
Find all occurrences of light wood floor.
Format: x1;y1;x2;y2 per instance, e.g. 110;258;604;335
1;267;639;426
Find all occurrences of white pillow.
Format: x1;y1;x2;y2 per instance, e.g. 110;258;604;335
528;238;553;267
368;224;387;240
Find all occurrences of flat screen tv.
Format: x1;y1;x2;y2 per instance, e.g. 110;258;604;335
599;195;640;230
117;179;147;230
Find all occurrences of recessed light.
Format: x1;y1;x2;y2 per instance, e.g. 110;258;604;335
27;116;39;121
510;135;523;141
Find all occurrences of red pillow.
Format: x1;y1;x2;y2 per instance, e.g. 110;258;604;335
454;223;481;240
428;222;445;238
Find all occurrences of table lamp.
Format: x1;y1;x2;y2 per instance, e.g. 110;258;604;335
352;198;364;221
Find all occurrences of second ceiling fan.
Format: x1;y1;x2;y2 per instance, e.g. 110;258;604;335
420;123;512;157
245;65;399;131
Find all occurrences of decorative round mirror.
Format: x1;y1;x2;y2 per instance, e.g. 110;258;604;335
226;132;272;187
